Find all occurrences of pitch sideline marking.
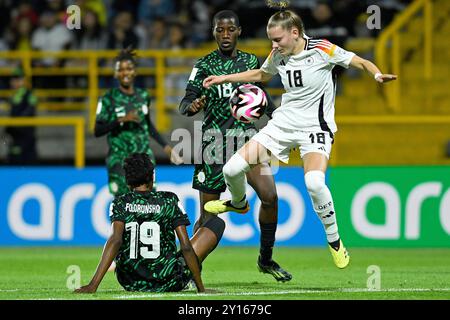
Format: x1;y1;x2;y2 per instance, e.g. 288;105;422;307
113;287;450;299
2;287;449;298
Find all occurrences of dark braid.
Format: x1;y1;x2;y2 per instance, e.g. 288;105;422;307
115;46;137;66
124;153;154;189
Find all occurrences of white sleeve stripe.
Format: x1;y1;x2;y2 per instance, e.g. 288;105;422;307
310;42;333;49
96;100;102;114
188;68;198;81
309;40;333;46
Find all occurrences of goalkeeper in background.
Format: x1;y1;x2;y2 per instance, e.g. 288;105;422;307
95;47;182;197
75;152;224;293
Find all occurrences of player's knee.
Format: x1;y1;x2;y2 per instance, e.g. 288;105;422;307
223;153;250;179
203;216;226;242
304;170;326;195
222;161;234;180
260;189;278;208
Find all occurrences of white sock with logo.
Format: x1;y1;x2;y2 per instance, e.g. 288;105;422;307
223;153;251;207
304;170;340;243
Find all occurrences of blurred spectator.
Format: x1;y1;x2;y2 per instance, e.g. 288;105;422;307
106;11;139;50
138;17;170;89
69;9;107;90
74;0;108;27
165;22;192;105
31;10;72;95
169;22;193;50
4;67;38;165
7;16;35;51
175;0;214;44
306;1;349;48
186;0;212;45
31;10;72;67
138;0;175;27
141;17;169;50
108;0;140;24
73;9;107;50
44;0;69;24
331;0;365;37
10;0;39;28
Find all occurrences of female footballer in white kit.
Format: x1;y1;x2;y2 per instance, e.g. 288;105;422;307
202;0;397;269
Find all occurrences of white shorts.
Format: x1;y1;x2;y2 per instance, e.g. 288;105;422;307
252;121;334;163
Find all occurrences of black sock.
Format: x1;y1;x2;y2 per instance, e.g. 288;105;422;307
227;197;247;209
259;222;277;264
328;238;340;251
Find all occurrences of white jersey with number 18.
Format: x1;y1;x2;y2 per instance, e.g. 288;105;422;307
261;35;355;134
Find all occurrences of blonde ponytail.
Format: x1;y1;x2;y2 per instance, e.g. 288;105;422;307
266;1;304;33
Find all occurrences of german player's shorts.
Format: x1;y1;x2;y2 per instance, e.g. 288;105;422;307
252;121;334;163
192;163;226;194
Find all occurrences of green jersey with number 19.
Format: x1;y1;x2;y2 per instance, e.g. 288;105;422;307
109;190;190;292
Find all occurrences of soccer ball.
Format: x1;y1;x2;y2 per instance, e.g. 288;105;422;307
229;84;267;123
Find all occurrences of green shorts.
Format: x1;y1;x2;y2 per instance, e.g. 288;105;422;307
116;253;192;292
192;163;226;194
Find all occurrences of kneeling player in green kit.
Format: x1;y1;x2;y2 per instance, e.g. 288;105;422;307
75;153;224;293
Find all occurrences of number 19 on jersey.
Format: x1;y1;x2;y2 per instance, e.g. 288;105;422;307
125;221;160;259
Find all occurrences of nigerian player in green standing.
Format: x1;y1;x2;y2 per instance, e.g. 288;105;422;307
179;10;291;282
95;47;183;197
75;153;224;293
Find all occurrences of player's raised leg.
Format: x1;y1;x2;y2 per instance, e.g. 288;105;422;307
247;163;292;282
204;139;270;214
190;216;226;262
193;192;221;233
303;152;349;269
180;215;226;291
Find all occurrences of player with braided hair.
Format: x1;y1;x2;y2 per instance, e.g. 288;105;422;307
95;47;183;197
75;153;223;293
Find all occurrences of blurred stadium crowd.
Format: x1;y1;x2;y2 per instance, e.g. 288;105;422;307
0;0;413;58
0;0;423;165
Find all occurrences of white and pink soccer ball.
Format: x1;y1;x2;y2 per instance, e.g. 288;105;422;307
229;84;267;123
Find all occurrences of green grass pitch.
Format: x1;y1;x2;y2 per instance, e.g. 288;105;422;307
0;247;449;300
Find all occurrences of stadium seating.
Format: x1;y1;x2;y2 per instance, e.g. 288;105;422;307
329;0;450;165
0;0;448;166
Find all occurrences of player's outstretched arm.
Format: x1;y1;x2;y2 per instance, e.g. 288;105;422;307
176;225;205;293
203;69;272;88
74;221;124;294
349;55;398;83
